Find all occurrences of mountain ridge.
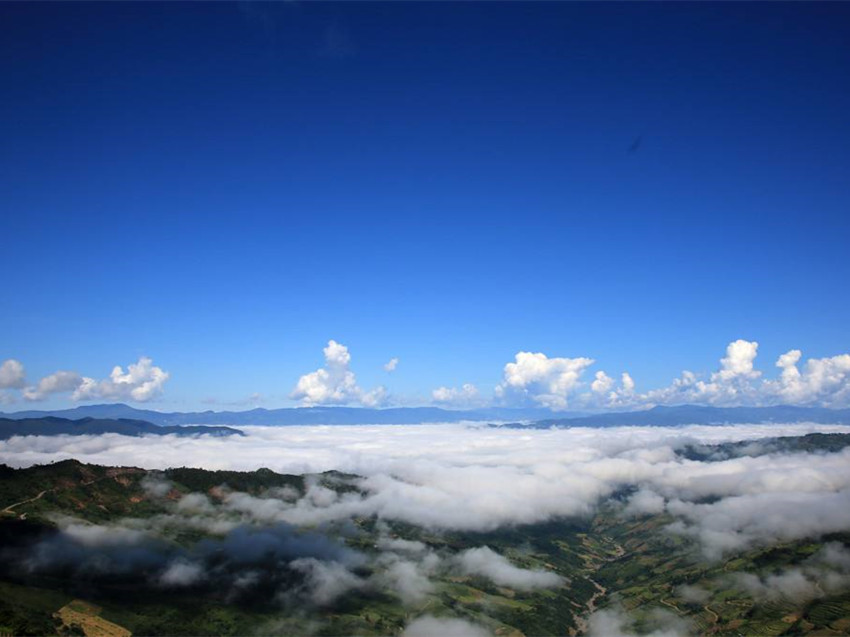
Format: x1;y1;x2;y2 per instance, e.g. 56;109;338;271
0;404;564;426
0;417;244;440
531;404;850;427
2;403;850;427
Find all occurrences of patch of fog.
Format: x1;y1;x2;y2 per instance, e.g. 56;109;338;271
586;605;693;637
402;615;492;637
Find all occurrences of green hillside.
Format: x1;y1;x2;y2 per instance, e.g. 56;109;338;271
1;433;849;636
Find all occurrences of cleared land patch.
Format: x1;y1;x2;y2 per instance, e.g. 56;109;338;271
54;600;131;637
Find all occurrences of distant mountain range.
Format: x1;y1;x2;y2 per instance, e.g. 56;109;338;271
0;404;562;426
2;404;849;431
0;417;243;440
524;404;850;428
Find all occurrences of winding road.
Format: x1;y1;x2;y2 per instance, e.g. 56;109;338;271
1;488;52;518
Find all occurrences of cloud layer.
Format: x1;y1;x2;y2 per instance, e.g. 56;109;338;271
3;422;850;560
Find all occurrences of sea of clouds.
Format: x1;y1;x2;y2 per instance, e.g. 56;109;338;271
3;422;850;557
3;422;850;636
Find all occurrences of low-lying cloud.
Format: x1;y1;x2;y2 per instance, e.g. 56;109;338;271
454;546;564;591
3;422;850;561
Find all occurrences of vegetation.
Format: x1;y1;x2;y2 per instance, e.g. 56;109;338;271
0;431;849;636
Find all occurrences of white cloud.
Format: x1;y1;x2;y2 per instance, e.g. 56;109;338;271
603;372;638;408
591;371;614;394
432;383;479;407
291;341;386;407
715;339;761;382
0;359;26;389
642;340;762;406
454;546;563;591
376;555;435;605
622;489;666;518
403;615;491;637
61;521;150;547
361;386;388;408
159;559;205;587
497;351;595;410
72;356;169;402
18;357;169;403
6;421;850;561
23;371;84;401
727;543;850;602
764;350;850;406
8;339;850;410
639;341;850;408
289;558;366;605
587;606;692;637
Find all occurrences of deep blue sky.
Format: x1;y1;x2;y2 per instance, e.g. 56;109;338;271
2;2;849;410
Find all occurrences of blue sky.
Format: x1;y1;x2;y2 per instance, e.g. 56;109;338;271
1;2;849;411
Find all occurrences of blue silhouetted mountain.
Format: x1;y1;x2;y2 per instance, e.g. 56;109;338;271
527;404;850;428
3;403;850;428
0;417;244;439
0;404;564;426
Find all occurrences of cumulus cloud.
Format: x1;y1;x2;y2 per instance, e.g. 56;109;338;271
402;615;492;637
23;370;84;401
591;371;615;395
454;546;563;591
73;356;170;402
763;350;850;406
643;340;761;406
432;383;480;407
497;351;595;410
715;339;761;382
588;371;638;409
493;351;636;410
361;386;388;408
633;340;850;408
0;359;26;389
280;338;844;410
17;357;169;403
291;341;386;407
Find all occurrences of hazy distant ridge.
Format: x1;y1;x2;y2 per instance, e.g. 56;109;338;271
3;403;850;428
0;417;243;439
533;404;850;427
0;404;560;426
